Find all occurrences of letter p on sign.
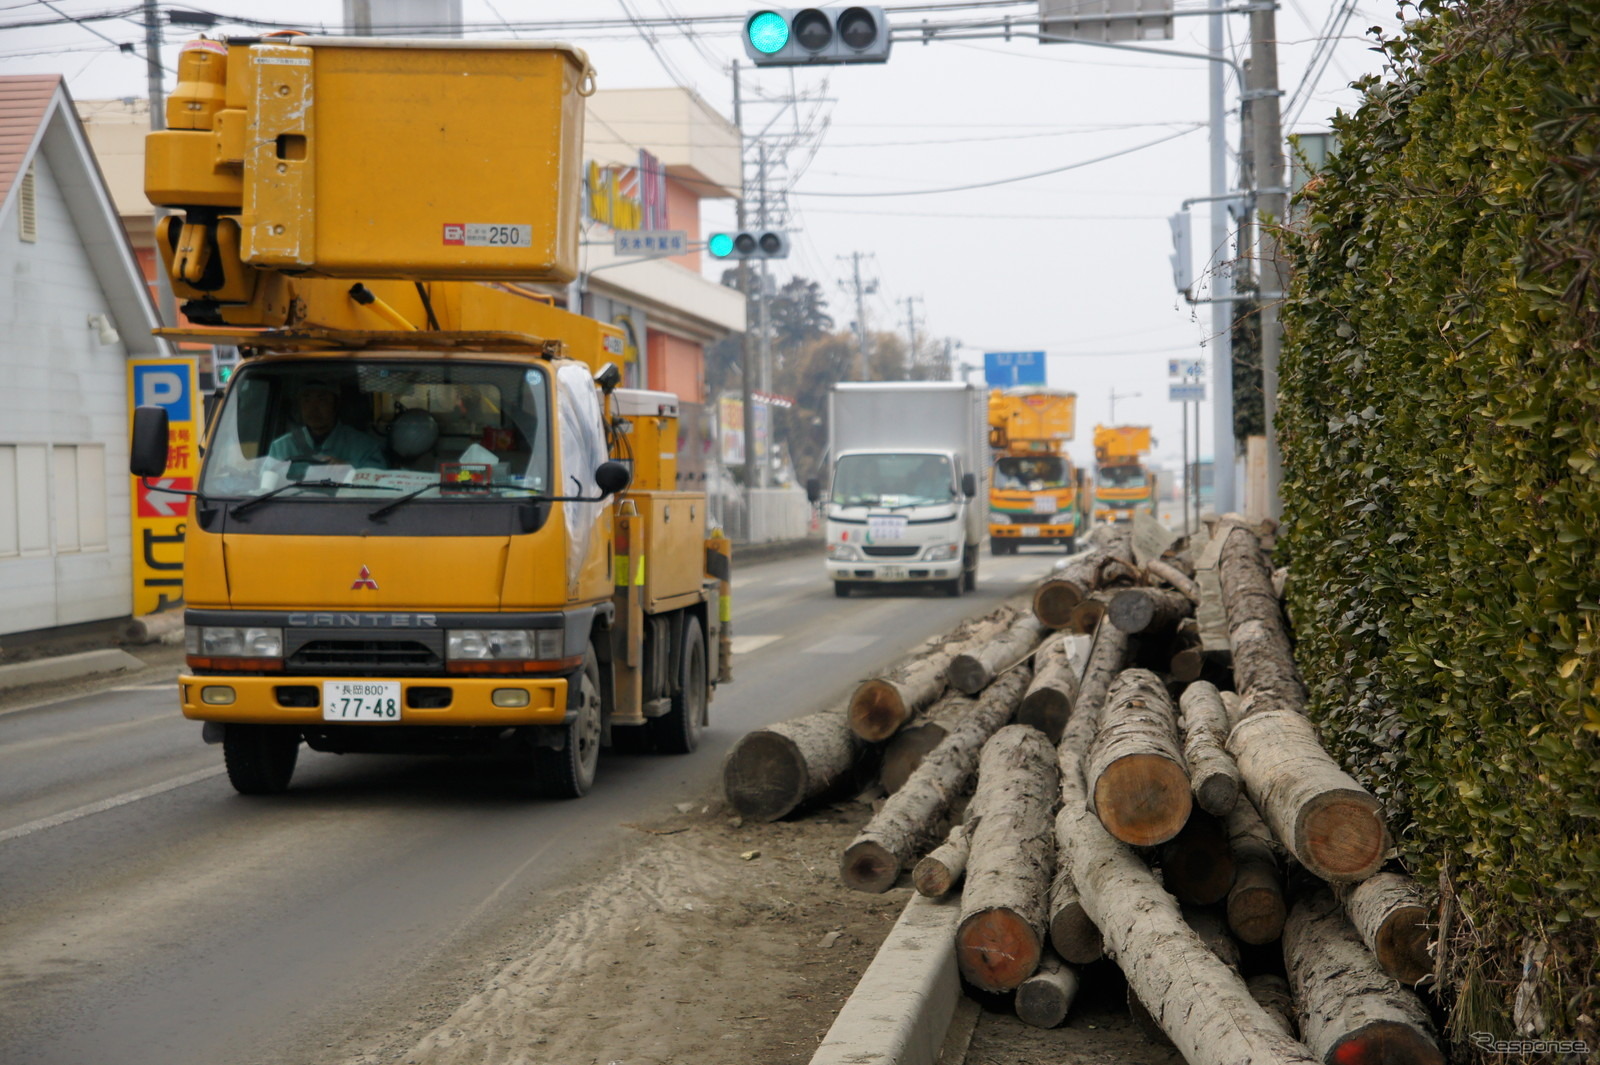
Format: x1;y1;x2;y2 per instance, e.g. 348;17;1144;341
133;365;191;422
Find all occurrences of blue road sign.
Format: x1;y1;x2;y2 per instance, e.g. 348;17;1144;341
132;362;193;422
984;351;1046;387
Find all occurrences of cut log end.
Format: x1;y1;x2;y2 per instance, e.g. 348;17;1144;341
1093;753;1193;847
1194;773;1241;818
1034;581;1081;629
722;731;805;822
1297;792;1388;882
1376;905;1434;986
1017;690;1072;744
912;856;957;898
840;840;901;894
956;908;1043;993
1048;907;1104;965
1327;1021;1446;1065
1228;882;1288;946
947;656;988;696
848;679;909;742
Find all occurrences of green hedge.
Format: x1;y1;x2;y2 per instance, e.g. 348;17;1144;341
1279;0;1599;1051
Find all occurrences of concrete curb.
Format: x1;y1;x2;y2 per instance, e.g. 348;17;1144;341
808;892;962;1065
0;649;145;692
731;536;822;567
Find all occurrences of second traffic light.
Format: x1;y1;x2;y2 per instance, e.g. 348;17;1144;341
708;230;790;260
744;7;891;66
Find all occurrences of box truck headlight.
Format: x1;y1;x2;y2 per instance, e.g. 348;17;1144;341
186;626;284;658
447;629;564;661
827;543;858;561
924;543;961;561
989;512;1012;525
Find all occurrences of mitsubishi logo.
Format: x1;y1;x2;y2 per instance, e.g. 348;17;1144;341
352;565;379;591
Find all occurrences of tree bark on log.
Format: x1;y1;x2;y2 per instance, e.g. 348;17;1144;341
1248;974;1298;1039
1056;741;1319;1064
1109;587;1195;635
913;817;977;898
948;615;1047;695
723;704;873;822
1047;867;1103;964
955;725;1059;992
1087;668;1192;847
1284;890;1444;1065
1032;539;1137;628
1169;617;1205;682
1017;633;1089;743
848;614;1011;741
1335;872;1433;986
880;692;976;794
1015;948;1079;1029
1228;695;1388;883
1147;557;1202;604
1179;681;1243;816
1227;797;1287;946
1128;907;1244;1046
1221;689;1245;730
1219;525;1307;713
1158;809;1236;906
841;668;1031;893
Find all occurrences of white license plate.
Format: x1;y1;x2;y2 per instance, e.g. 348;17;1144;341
1021;526;1041;536
877;565;907;580
322;681;402;722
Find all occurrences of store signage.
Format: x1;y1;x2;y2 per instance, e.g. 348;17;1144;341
128;358;200;616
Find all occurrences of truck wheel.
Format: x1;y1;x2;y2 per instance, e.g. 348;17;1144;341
535;646;603;798
963;553;977;592
650;621;706;755
989;540;1007;557
1062;536;1076;553
834;581;854;598
222;724;299;795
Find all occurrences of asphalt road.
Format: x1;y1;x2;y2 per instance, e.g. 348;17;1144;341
0;547;1061;1065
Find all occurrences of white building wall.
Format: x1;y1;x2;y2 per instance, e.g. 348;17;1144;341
0;150;133;634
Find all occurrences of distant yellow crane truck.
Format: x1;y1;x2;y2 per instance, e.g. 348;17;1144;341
1091;424;1156;523
129;35;731;798
986;388;1083;554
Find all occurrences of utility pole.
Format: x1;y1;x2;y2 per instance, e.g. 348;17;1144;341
756;142;774;412
144;0;177;328
1249;3;1286;518
1208;5;1235;515
732;62;760;520
1109;388;1140;423
838;252;875;378
902;294;923;369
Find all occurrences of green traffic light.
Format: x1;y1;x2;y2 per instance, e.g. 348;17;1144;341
746;11;789;54
708;232;736;258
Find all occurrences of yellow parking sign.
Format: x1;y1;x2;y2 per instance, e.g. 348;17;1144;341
128;358;200;616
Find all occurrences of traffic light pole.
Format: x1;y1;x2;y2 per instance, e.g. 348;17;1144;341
732;62;762;517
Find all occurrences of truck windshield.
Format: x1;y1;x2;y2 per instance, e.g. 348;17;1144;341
200;358;551;502
1097;465;1147;489
832;453;954;507
995;455;1069;491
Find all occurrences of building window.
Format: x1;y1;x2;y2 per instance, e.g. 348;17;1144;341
18;162;37;243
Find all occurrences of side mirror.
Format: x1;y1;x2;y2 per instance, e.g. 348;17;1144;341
961;472;978;499
594;460;632;497
593;362;622;394
805;477;821;505
130;405;170;479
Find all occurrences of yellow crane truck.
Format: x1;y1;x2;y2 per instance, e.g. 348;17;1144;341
1091;424;1156;523
986;388;1083;554
128;35;731;798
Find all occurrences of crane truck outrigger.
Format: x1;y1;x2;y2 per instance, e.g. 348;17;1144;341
129;35;731;798
986;388;1083;554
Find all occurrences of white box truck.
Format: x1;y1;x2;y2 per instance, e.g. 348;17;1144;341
806;382;988;597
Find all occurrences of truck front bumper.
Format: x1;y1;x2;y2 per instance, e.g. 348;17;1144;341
180;674;570;726
825;559;962;583
990;522;1076;542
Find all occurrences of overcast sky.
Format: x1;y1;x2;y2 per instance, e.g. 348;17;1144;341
0;0;1399;477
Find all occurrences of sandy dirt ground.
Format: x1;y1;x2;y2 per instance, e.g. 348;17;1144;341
331;785;1179;1065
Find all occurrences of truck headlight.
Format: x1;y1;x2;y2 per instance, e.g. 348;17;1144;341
827;543;858;561
924;543;960;561
185;626;284;658
1053;511;1077;524
989;511;1012;524
446;629;564;661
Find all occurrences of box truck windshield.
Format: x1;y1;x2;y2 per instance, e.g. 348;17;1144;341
831;453;954;507
202;359;553;502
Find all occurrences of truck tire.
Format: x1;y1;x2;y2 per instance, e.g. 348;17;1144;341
834;582;854;598
963;551;977;592
649;621;706;755
990;540;1008;557
222;724;299;795
535;646;603;798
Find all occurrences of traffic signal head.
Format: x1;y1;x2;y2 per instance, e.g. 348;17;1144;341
707;230;790;260
743;7;891;66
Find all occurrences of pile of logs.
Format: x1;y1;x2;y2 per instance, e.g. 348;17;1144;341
723;518;1444;1063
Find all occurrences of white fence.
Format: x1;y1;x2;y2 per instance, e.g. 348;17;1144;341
714;486;815;544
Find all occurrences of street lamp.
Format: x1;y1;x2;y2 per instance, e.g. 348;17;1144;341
1109;389;1141;423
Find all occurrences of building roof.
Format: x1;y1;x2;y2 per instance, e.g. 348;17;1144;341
0;75;167;356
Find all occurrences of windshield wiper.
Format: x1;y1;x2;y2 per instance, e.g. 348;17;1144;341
368;483;444;521
230;478;399;519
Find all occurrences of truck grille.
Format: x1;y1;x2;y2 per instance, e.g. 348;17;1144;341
286;630;445;674
861;545;920;558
